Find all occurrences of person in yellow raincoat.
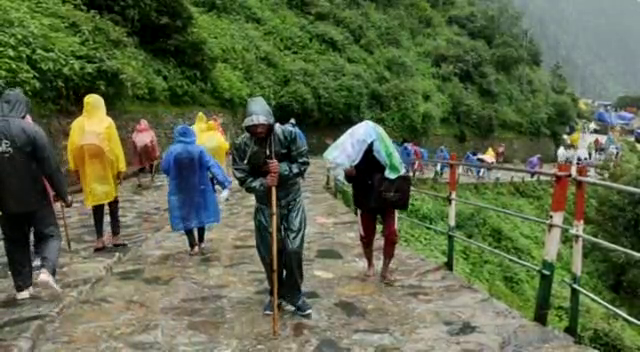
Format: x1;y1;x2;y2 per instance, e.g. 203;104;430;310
191;112;208;145
200;121;229;168
476;147;496;178
67;94;127;252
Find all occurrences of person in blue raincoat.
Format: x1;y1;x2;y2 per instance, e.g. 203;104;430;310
463;151;480;176
435;146;450;176
287;119;307;146
399;143;414;171
162;125;231;256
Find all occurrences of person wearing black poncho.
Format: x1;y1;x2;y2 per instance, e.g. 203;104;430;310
232;96;312;316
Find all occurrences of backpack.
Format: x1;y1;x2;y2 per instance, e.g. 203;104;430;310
133;132;153;149
372;174;412;211
76;128;110;162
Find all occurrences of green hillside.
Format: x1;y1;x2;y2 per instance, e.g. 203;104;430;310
0;0;577;141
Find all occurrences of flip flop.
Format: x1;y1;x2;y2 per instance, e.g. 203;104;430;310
93;246;107;253
112;243;128;248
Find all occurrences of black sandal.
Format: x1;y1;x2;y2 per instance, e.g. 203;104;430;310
93;246;107;253
112;242;128;248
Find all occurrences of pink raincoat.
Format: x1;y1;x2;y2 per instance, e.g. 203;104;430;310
131;119;160;168
24;115;54;204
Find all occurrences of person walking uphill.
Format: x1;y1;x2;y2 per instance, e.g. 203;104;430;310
232;96;312;317
344;143;399;284
67;94;127;252
162;125;231;255
0;89;72;299
131;119;160;186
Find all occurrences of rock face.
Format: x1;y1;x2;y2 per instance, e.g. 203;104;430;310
0;160;593;351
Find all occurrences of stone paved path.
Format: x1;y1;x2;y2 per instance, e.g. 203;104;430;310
1;161;592;351
0;175;169;351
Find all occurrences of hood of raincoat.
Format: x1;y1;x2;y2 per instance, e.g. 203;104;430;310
194;112;207;129
81;94;108;121
0;89;30;119
243;96;274;128
135;119;151;132
173;125;196;145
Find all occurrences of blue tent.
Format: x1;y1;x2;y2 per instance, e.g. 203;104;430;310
595;110;636;126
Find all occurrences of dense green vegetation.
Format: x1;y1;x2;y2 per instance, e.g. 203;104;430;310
614;95;640;110
513;0;640;101
0;0;577;142
334;147;640;351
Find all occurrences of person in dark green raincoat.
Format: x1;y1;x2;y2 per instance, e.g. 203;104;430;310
232;96;312;316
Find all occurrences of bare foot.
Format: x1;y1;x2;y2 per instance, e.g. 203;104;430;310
94;239;106;252
364;266;375;278
380;269;395;285
189;247;200;256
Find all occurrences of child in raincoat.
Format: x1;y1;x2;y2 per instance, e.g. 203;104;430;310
67;94;127;252
131;119;160;186
162;125;231;255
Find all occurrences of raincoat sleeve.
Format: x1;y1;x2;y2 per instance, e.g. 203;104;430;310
232;138;267;194
107;120;126;172
201;149;231;190
67;120;79;172
161;148;173;176
30;124;68;200
278;127;309;183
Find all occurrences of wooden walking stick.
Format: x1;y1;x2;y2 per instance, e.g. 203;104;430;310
269;137;279;337
59;202;71;251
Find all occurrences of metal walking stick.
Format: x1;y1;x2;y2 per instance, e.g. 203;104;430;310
269;138;279;337
59;202;71;251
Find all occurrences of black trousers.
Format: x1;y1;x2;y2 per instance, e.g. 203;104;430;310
254;198;306;303
1;205;61;292
185;227;205;249
92;198;120;240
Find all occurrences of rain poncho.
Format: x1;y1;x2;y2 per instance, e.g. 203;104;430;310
25;115;54;204
162;125;231;232
212;116;226;138
477;147;496;164
232;96;309;302
67;94;126;207
557;146;567;163
323;120;404;179
526;155;542;171
569;132;580;148
0;89;67;213
199;121;229;168
399;143;414;168
287;119;307;146
192;112;208;144
420;148;428;161
131;119;159;169
463;151;480;176
435;146;450;172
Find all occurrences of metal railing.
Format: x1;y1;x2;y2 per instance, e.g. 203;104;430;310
325;154;640;340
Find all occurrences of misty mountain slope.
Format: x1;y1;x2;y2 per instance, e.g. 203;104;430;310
513;0;640;100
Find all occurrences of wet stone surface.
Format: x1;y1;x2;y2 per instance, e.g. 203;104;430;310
0;177;169;350
2;160;592;351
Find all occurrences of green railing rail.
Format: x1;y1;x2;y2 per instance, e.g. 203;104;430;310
324;155;640;340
